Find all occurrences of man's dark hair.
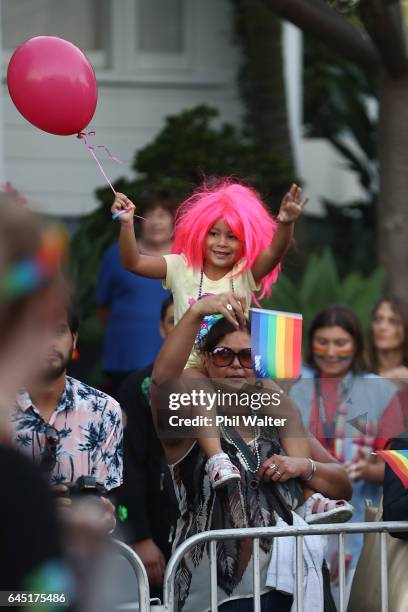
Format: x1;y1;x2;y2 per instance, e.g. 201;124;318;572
67;296;80;335
138;189;177;217
58;281;80;335
306;303;365;372
161;295;174;322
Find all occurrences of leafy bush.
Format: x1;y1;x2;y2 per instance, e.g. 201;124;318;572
261;248;383;335
298;202;376;278
95;104;295;209
302;34;378;276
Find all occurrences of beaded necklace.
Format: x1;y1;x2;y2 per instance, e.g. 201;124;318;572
198;269;235;299
200;267;258;471
220;423;261;473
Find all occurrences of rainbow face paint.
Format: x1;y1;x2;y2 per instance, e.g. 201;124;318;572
313;342;354;361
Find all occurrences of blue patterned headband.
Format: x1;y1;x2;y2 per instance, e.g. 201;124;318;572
194;314;224;350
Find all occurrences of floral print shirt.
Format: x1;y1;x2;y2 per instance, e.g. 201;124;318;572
12;376;123;490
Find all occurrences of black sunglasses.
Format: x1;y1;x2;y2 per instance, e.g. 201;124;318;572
209;347;252;368
40;425;60;473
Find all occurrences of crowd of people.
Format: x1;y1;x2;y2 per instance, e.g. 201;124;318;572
1;179;408;612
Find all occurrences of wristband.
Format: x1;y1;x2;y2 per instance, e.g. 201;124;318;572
112;209;146;222
112;210;126;220
304;458;316;481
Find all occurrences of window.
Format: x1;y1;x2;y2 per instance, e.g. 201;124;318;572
127;0;193;73
2;0;231;83
138;0;184;53
1;0;108;67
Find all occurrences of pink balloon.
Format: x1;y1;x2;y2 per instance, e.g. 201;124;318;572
7;36;97;136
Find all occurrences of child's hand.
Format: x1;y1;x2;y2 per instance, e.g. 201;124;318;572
111;193;136;224
278;184;309;224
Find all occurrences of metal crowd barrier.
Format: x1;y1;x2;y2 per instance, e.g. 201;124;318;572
156;521;408;612
112;539;151;612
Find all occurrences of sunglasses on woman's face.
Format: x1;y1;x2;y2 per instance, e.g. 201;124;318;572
40;424;60;473
209;346;252;368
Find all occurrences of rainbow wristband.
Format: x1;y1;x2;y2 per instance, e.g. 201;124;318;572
112;210;126;220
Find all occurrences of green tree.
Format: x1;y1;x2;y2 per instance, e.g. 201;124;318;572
301;35;378;276
262;248;384;333
267;0;408;305
95;105;295;210
232;0;294;168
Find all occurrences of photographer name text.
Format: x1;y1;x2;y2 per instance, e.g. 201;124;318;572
167;415;287;427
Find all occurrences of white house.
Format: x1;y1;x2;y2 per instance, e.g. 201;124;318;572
0;0;366;224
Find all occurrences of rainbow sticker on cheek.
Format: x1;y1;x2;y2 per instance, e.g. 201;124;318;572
313;343;354;361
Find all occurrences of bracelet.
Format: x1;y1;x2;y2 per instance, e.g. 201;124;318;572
304;458;317;481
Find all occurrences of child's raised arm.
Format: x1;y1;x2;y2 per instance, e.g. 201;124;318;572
251;184;308;283
111;193;167;279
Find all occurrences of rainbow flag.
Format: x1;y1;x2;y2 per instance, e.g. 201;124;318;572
251;308;302;379
377;449;408;488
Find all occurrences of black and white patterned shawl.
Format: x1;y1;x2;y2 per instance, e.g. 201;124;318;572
169;426;303;612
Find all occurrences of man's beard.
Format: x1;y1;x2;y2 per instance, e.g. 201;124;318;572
40;350;72;382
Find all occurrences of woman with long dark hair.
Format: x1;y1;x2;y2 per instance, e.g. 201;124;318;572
290;303;405;601
151;294;351;612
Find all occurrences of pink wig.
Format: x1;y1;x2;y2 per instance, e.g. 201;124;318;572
172;179;281;298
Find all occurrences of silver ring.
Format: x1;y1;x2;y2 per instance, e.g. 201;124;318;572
226;303;233;311
268;463;276;471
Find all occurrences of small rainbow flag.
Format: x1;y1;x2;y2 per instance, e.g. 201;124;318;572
251;308;302;379
377;449;408;488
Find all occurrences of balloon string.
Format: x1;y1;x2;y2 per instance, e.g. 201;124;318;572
88;147;117;195
77;131;145;221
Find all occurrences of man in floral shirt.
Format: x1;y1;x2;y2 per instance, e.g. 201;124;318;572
12;296;123;491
